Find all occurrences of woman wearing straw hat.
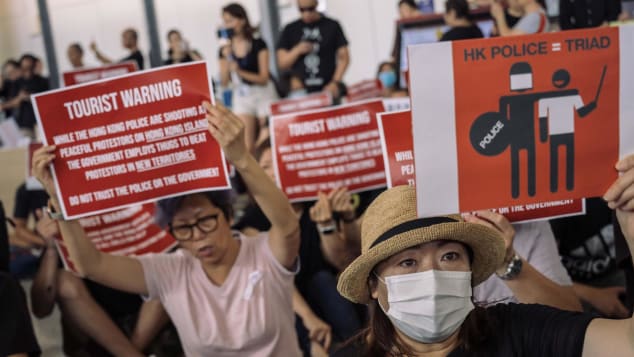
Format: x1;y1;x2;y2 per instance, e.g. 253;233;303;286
336;164;634;356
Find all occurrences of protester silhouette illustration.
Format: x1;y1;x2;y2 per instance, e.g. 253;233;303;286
538;66;606;193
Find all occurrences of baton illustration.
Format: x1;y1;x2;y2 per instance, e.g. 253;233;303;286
579;65;606;116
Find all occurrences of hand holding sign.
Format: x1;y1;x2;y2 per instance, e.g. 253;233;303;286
310;192;334;224
462;210;516;272
32;145;58;205
204;101;248;169
328;187;356;222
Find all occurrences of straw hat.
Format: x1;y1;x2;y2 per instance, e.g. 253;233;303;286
337;186;506;304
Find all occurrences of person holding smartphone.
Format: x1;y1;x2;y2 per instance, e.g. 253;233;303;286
218;3;278;153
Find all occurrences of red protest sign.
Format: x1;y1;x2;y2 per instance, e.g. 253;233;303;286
62;61;138;87
377;110;415;187
377;110;585;222
270;99;387;202
33;61;231;220
409;26;634;217
270;92;333;116
56;203;176;273
346;79;383;103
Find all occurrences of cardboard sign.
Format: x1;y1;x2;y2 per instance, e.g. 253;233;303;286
56;204;177;273
33;61;231;220
377;110;416;188
270;99;387;202
25;142;44;190
62;61;138;87
410;26;634;217
346;79;383;103
377;110;585;222
491;199;586;223
270;92;333;116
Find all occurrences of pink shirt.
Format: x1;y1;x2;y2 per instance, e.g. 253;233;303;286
138;232;301;357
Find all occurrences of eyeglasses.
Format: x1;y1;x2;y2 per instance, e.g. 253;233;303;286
299;5;317;13
169;214;219;241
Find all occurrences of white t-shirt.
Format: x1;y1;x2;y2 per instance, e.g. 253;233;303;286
138;232;301;357
474;221;573;304
539;95;585;135
514;9;550;34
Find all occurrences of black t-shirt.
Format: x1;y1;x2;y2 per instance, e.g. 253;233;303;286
13;183;49;220
163;52;194;66
334;303;594;357
218;38;268;86
277;15;348;93
550;198;616;282
83;279;142;319
14;75;49;129
0;272;41;356
232;202;336;292
1;79;18;117
122;50;144;70
440;25;484;42
559;0;621;30
506;12;521;29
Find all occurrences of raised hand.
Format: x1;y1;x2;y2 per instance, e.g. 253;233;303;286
204;101;248;168
463;210;515;272
31;145;58;200
328;187;355;222
309;192;334;224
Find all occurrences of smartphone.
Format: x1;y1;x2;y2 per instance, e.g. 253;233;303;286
217;28;235;40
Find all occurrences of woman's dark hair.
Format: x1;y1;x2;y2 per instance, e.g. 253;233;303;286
376;61;396;77
399;0;418;10
445;0;472;21
166;29;181;41
155;191;234;229
222;3;255;40
254;137;271;162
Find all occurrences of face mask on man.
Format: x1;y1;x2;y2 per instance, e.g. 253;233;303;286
376;269;474;344
378;71;397;89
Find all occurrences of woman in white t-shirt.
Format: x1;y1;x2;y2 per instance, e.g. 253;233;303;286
490;0;550;36
31;103;302;357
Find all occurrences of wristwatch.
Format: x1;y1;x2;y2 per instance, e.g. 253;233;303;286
46;201;65;221
317;222;337;235
497;254;523;280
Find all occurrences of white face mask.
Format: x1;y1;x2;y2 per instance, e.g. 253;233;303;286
376;270;474;344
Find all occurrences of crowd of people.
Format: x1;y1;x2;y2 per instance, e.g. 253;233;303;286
2;0;634;356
